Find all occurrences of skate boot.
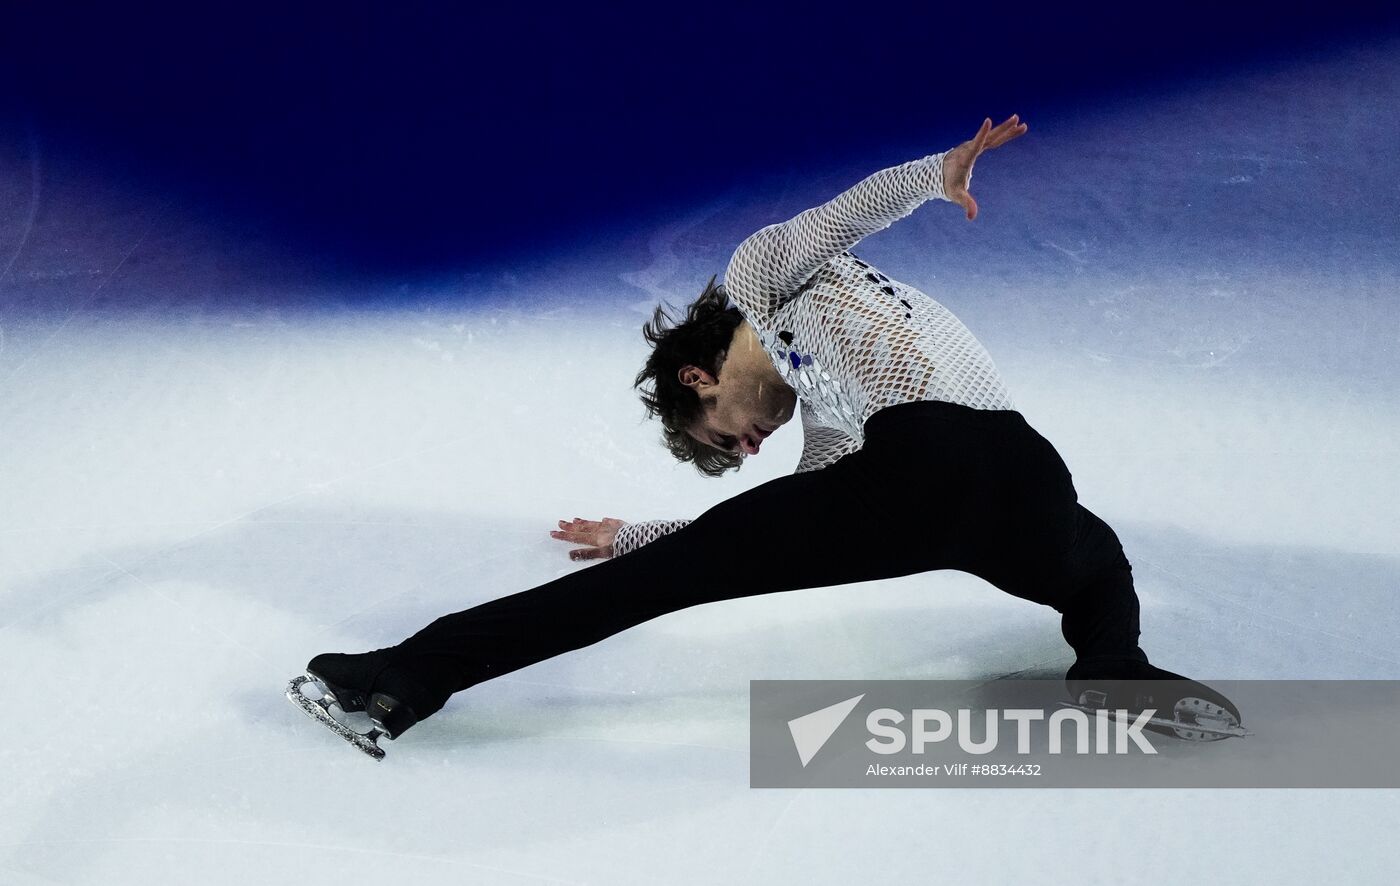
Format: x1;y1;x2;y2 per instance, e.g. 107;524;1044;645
1063;656;1250;742
286;650;423;761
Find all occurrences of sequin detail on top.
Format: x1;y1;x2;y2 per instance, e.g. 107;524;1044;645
724;150;1012;444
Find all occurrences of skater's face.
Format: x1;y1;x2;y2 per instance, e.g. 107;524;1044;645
679;323;796;457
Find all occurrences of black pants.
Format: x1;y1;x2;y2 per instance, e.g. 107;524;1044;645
383;400;1149;719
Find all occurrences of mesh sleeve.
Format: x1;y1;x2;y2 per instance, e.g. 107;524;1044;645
794;410;861;473
724;151;950;323
612;518;692;557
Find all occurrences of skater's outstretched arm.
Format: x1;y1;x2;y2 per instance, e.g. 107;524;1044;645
724;115;1027;323
551;516;702;560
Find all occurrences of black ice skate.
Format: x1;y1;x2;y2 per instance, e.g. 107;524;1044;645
285;652;421;761
1062;659;1251;742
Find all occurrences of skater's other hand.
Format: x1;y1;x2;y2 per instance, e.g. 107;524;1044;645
943;114;1028;221
550;516;626;561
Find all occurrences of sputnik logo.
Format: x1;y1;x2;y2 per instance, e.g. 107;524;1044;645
787;694;864;767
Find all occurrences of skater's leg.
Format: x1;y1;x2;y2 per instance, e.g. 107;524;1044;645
375;401;1150;718
946;409;1151;666
1055;531;1147;665
954;425;1243;727
302;400;1151;730
964;506;1149;666
375;446;944;719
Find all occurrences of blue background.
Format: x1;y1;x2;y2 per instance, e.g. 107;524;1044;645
2;1;1395;287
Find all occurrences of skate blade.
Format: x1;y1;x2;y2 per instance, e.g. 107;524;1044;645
286;675;387;761
1058;700;1253;741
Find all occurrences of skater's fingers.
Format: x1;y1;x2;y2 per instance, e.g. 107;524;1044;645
558;518;602;533
985;115;1027;149
948;186;978;221
552;516;623;552
551;530;599;544
970;117;992;156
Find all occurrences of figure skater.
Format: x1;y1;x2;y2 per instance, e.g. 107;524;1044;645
288;115;1243;759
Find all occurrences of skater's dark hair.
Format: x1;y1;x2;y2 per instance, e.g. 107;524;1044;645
634;273;746;477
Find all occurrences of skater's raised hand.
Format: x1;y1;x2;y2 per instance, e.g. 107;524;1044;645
943;114;1028;221
550;516;626;561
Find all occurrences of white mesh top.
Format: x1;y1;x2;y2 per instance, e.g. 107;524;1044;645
614;149;1013;557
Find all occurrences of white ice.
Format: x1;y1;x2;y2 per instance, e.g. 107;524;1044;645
1;40;1398;886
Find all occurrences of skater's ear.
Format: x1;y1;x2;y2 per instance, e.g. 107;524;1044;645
677;364;719;394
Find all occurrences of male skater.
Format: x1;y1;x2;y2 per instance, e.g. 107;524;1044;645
289;115;1242;759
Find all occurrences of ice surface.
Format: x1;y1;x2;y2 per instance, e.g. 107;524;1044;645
1;40;1398;886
